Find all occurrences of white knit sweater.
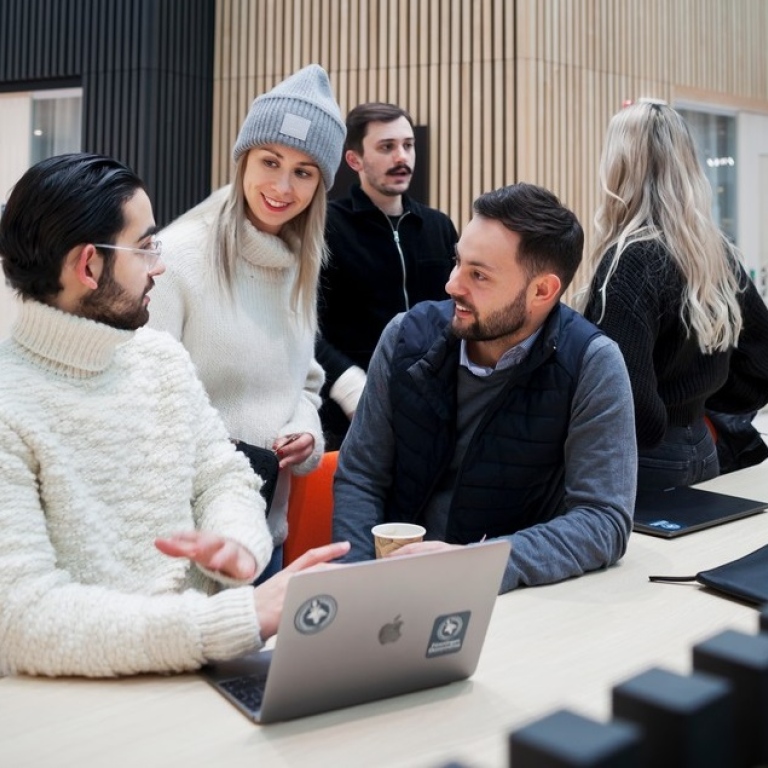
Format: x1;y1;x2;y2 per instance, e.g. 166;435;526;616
0;301;273;677
149;187;325;545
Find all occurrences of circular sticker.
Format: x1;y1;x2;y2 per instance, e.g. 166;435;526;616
294;594;338;635
436;614;465;641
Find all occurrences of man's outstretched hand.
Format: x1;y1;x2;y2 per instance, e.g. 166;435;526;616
155;531;258;581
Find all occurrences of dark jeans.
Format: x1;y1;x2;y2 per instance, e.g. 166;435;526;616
319;396;350;452
253;543;283;586
637;420;719;491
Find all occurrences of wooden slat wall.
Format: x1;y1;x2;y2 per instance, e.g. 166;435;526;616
212;0;515;228
212;0;768;250
516;0;768;290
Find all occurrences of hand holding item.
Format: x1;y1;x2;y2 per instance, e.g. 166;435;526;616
253;541;351;640
155;531;257;581
272;432;315;469
371;523;426;558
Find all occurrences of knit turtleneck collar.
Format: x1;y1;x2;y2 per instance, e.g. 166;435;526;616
12;300;134;378
238;217;299;270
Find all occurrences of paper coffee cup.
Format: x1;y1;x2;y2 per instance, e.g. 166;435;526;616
372;523;426;558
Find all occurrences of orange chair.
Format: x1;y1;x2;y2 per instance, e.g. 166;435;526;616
283;450;338;565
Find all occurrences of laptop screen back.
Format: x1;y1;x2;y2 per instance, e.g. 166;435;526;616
633;485;768;538
203;539;510;723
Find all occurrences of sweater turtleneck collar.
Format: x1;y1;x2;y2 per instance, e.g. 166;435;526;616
12;300;134;378
238;216;299;271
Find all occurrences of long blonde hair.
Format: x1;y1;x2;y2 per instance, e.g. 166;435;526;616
575;101;743;353
211;153;327;328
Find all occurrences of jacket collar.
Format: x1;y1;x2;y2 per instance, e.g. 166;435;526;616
420;301;565;378
348;183;420;220
524;304;563;369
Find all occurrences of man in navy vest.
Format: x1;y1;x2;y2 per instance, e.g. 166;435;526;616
332;183;637;593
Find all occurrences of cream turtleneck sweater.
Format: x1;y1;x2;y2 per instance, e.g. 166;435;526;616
0;300;273;677
149;187;325;545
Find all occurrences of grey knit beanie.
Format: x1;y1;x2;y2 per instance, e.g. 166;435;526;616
232;64;346;191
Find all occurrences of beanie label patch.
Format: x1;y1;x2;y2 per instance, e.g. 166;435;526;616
279;113;311;142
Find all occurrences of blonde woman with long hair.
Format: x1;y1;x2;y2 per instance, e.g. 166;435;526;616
149;65;346;577
576;100;768;491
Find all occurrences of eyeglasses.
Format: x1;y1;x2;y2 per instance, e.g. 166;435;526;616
93;238;163;270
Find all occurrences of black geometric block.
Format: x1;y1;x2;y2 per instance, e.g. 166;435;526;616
508;709;642;768
759;603;768;634
692;629;768;768
611;666;733;767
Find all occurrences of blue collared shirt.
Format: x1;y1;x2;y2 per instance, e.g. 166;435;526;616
459;328;542;377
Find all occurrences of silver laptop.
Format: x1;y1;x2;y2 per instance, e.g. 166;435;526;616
201;539;510;723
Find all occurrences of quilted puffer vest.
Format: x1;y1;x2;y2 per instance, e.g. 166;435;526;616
386;300;601;543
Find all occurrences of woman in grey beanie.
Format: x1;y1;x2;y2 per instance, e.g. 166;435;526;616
149;64;346;579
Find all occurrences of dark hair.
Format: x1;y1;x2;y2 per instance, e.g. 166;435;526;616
473;183;583;291
0;152;146;301
344;102;415;154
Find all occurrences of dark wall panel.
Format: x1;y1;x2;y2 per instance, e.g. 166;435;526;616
0;0;84;85
0;0;214;226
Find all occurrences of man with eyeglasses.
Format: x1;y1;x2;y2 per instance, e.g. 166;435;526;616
0;152;348;678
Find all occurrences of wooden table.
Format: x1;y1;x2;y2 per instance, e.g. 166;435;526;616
2;465;767;768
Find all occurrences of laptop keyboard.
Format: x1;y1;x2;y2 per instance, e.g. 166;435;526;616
220;673;268;714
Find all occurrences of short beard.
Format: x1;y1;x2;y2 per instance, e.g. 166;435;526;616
451;286;528;342
78;258;150;331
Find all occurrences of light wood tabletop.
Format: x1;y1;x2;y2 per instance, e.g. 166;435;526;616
2;464;767;768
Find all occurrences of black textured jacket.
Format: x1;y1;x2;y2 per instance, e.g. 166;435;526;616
316;184;457;444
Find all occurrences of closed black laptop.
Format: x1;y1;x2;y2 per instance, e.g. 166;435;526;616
633;485;768;538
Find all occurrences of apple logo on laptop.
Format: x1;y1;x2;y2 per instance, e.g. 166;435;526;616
378;615;403;644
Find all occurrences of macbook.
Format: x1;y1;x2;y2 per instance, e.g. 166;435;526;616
633;485;768;538
201;539;510;723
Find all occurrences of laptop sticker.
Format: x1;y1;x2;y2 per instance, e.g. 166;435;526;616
426;611;471;658
294;595;337;634
646;519;684;532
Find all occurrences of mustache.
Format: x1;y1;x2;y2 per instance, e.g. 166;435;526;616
386;164;413;176
451;297;475;313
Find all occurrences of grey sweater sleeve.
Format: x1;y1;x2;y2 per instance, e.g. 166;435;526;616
498;335;637;592
332;315;403;561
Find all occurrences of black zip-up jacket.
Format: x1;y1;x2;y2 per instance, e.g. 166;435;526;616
316;183;458;443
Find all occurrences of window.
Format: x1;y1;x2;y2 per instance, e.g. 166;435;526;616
677;108;737;244
0;88;82;340
30;88;82;164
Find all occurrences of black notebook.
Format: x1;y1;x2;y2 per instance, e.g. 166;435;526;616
633;485;768;538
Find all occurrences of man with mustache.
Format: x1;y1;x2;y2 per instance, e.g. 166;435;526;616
0;153;348;677
316;102;458;449
333;183;637;593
